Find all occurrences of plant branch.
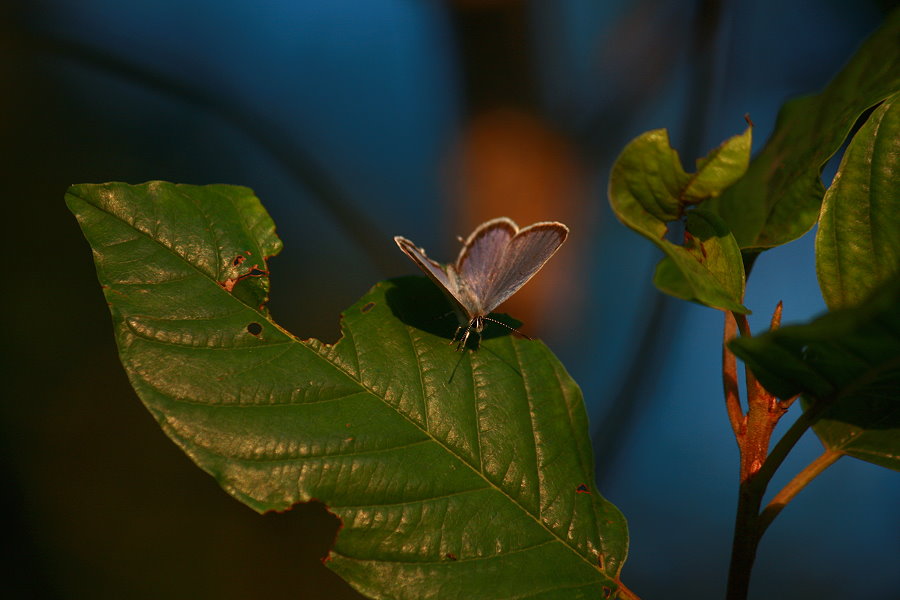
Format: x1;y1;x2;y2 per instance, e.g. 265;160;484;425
722;311;745;439
768;301;783;330
779;393;801;409
727;475;764;600
758;448;843;536
753;398;832;489
732;312;764;408
725;397;836;600
733;312;752;337
725;302;795;600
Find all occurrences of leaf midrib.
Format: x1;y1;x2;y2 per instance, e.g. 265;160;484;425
313;334;605;574
74;190;610;579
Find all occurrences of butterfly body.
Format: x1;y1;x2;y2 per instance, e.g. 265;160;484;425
394;217;568;349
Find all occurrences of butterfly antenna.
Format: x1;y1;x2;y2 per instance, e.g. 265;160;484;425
482;317;533;341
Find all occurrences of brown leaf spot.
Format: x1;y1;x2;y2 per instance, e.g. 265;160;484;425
219;263;268;293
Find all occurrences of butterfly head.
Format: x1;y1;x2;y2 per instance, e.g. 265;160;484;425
452;315;484;351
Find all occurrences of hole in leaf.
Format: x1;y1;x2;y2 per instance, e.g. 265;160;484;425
219;264;268;292
255;501;366;598
247;322;263;336
664;217;686;244
361;302;375;313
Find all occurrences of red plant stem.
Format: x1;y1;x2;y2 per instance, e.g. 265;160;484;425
727;476;765;600
724;308;788;600
726;398;834;599
722;312;745;439
727;390;788;599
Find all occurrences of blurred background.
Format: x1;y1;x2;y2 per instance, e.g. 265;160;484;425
2;0;898;598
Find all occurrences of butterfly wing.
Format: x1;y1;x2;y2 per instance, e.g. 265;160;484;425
394;236;473;319
454;218;518;315
457;220;568;315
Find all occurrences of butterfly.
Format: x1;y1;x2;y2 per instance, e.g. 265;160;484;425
394;217;569;349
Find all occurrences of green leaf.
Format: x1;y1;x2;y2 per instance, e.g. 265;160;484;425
609;128;751;312
708;10;900;252
608;128;751;236
729;277;900;470
816;91;900;310
67;182;630;600
807;395;900;471
652;210;747;312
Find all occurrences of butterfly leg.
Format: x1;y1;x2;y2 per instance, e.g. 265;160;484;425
455;326;472;351
454;321;479;351
453;317;485;351
451;324;463;347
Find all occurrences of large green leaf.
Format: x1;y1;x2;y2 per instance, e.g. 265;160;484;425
608;128;750;312
729;277;900;470
816;91;900;310
67;182;630;600
708;10;900;252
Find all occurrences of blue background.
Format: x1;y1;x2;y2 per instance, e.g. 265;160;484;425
2;1;897;598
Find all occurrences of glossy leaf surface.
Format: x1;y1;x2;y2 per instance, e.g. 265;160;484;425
708;10;900;252
816;91;900;310
730;277;900;470
67;182;629;600
609;128;750;312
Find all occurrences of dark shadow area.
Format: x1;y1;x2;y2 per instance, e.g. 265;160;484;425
819;396;900;432
384;276;524;346
0;11;367;599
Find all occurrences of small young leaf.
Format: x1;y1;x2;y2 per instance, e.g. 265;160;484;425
609;128;751;312
816;91;900;310
708;11;900;252
652;210;747;313
609;127;751;236
67;182;630;600
729;277;900;470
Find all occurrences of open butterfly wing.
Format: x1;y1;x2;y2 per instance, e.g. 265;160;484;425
465;221;568;314
394;236;470;318
455;218;518;315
